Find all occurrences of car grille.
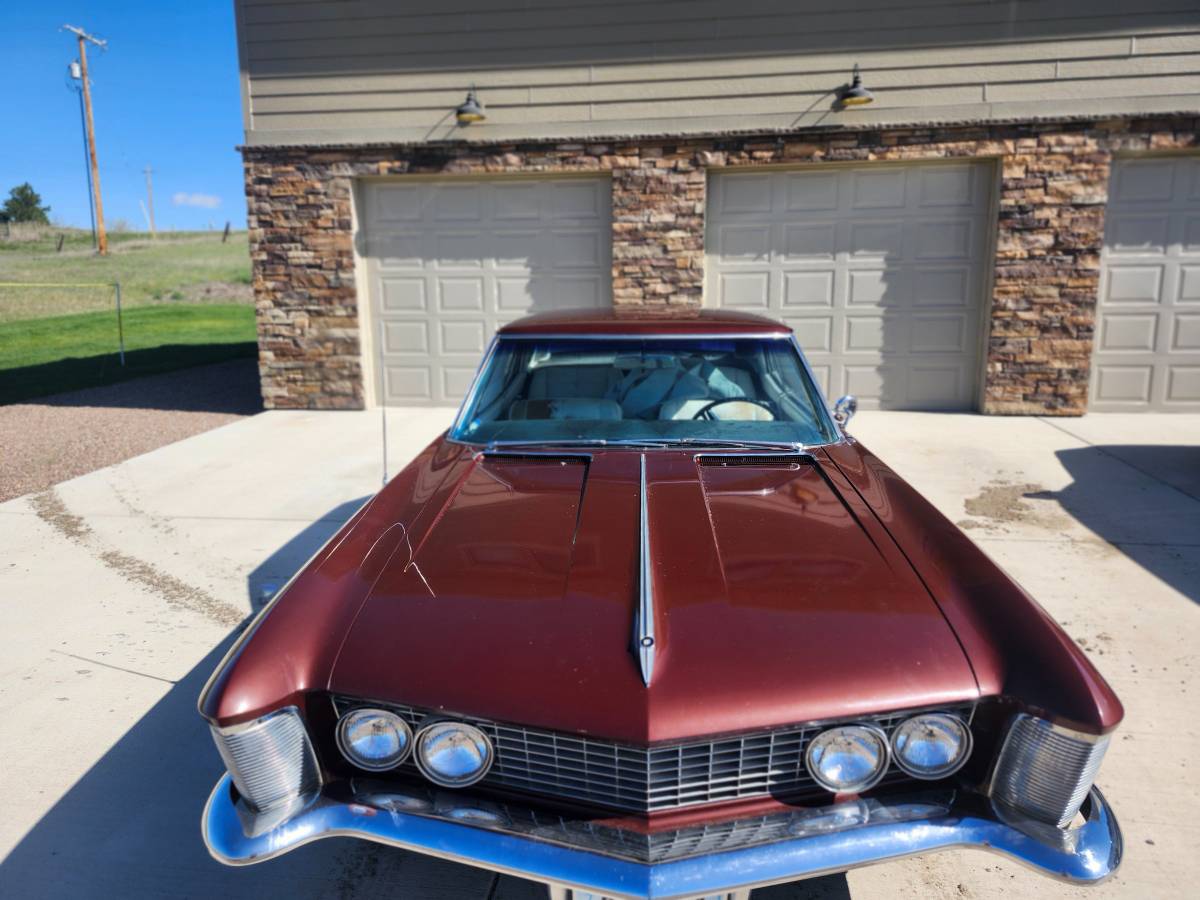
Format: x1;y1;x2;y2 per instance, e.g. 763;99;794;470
333;697;975;814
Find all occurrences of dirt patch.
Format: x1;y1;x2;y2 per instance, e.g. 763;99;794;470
30;487;244;627
98;549;243;627
175;280;254;304
964;481;1044;524
27;490;91;541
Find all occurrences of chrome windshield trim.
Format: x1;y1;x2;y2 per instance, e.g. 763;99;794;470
204;775;1122;895
636;453;656;688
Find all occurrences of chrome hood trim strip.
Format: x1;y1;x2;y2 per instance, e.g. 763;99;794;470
635;453;656;687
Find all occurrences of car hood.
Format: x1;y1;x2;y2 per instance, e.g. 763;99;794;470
329;446;978;744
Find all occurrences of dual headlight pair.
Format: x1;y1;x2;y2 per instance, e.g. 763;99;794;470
806;713;971;794
337;708;494;788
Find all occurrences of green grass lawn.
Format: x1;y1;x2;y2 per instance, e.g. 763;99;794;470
0;304;257;404
0;230;251;322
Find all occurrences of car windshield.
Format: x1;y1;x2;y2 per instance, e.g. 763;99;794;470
450;336;836;446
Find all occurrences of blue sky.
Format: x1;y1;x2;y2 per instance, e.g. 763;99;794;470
0;3;246;232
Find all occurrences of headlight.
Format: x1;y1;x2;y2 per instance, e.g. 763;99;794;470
891;713;972;779
805;724;889;793
337;708;413;771
415;722;494;787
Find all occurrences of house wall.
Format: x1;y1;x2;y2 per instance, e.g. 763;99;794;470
243;115;1198;413
234;0;1200;146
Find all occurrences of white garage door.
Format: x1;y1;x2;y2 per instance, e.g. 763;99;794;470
361;176;611;405
706;163;992;409
1092;156;1200;411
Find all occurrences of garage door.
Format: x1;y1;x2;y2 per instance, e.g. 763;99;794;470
706;163;992;409
361;176;612;405
1092;156;1200;411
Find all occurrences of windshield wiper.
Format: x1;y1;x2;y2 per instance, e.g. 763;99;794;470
674;438;805;451
483;438;671;450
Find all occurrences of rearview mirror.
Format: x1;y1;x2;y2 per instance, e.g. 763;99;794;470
832;395;858;428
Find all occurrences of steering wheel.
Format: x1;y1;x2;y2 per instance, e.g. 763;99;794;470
691;398;777;421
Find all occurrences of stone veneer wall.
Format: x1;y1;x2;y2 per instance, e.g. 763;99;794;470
242;116;1197;413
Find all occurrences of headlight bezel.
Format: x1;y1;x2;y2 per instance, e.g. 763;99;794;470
336;707;414;772
890;712;973;780
414;720;495;788
805;722;891;794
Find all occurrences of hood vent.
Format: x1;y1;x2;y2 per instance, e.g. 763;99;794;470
481;453;587;465
697;454;809;469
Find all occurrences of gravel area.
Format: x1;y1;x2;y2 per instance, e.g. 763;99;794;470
0;358;262;502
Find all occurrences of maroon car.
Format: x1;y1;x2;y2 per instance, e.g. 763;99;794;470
200;310;1122;898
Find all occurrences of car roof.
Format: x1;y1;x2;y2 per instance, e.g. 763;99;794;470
497;309;793;336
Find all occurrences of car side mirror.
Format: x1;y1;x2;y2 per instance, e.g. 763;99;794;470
832;395;858;428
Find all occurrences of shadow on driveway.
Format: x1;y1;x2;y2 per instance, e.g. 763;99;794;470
1028;444;1200;605
0;497;848;899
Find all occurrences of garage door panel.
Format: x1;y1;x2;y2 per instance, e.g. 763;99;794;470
1184;216;1200;252
1094;365;1154;403
708;162;990;410
439;321;487;355
719;175;773;214
1111;159;1176;204
380;278;427;312
551;230;605;267
372;233;424;266
789;317;832;353
717;225;772;261
1093;156;1200;411
911;314;968;353
908;366;965;408
1167;367;1200;402
785;172;838;211
1180;266;1200;302
850;170;906;210
917;165;976;209
1172;315;1200;351
372;185;424;223
844;316;886;352
1104;266;1162;303
847;269;909;307
782;271;834;307
386;367;433;401
436;278;486;312
848;222;904;258
384;321;429;355
916;220;974;260
493;183;541;220
1098;313;1159;352
364;176;612;405
913;267;972;306
782;223;835;259
1107;216;1169;254
718;272;771;308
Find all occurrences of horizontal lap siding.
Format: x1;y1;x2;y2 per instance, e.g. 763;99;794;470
236;0;1200;143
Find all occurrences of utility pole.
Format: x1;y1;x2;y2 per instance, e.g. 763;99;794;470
143;165;157;237
63;25;108;255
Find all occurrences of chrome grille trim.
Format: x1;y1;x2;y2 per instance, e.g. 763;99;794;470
991;714;1110;829
211;707;321;813
333;697;975;813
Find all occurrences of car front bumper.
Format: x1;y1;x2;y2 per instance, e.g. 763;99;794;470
202;775;1121;898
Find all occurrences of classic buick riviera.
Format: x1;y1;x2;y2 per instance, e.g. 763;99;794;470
200;310;1123;898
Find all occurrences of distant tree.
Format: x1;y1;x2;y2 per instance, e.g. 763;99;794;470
0;183;51;224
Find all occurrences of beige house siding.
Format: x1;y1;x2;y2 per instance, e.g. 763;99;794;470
235;0;1200;146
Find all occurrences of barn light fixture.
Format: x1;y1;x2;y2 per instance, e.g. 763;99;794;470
455;85;486;125
839;64;875;107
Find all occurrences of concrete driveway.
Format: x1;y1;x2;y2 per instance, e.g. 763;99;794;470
0;410;1196;899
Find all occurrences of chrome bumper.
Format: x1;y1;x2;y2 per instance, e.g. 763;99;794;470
202;775;1121;898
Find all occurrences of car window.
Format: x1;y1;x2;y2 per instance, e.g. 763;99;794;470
450;337;836;446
